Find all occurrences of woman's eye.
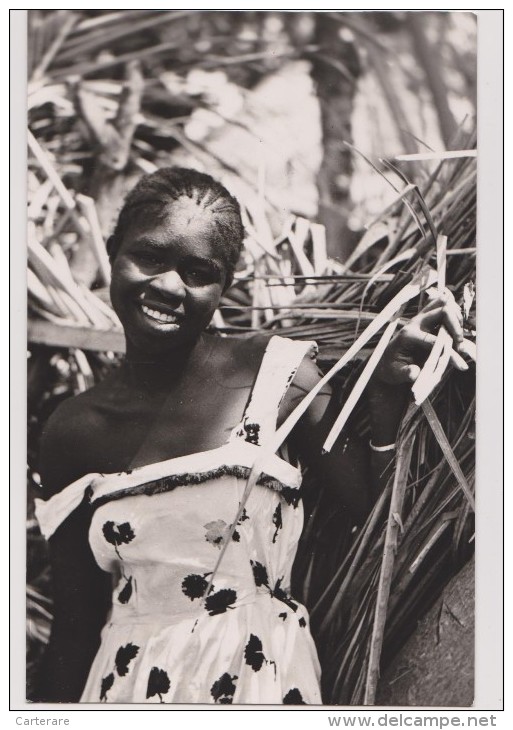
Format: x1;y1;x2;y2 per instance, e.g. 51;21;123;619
182;267;217;286
135;251;161;266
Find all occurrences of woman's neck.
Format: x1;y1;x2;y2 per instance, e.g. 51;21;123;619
123;333;214;390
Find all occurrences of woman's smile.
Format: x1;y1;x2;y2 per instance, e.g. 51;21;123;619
139;300;184;328
109;199;228;359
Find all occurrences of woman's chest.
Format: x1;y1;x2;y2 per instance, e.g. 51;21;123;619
87;375;255;473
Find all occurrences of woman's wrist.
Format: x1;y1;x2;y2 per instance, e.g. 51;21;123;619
369;439;396;452
366;378;410;446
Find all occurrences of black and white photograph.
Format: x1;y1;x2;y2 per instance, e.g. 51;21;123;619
20;9;496;710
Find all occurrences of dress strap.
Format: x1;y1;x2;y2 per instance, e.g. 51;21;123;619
229;335;317;447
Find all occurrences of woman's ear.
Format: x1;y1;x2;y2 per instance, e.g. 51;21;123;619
222;273;233;293
106;235;117;262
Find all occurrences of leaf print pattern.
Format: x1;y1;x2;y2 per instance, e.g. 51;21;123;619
100;672;114;702
280;485;300;508
103;521;135;546
250;560;269;588
146;667;171;702
243;421;260;445
272;503;282;543
244;634;271;672
181;574;238;613
205;588;237;616
211;672;238;704
204;520;228;548
271;577;298;613
272;578;299;612
204;520;240;548
182;572;211;601
251;561;300;615
102;521;135;559
283;687;306;704
117;576;133;604
231;506;250;541
115;642;140;677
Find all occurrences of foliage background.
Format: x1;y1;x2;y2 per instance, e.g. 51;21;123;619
25;10;478;706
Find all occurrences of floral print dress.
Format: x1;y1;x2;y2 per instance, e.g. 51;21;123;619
35;336;322;705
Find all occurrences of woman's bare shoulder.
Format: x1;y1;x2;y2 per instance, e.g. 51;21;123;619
41;373;120;437
215;333;324;396
38;376;120;498
214;331;271;354
209;332;271;373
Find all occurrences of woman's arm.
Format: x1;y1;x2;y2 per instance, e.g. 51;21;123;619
284;360;376;523
35;505;112;702
285;290;468;523
34;405;112;703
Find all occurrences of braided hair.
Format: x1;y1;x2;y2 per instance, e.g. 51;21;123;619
107;167;245;287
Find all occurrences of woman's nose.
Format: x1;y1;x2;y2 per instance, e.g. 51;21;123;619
149;269;186;301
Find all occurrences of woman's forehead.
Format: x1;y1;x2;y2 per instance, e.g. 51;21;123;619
133;197;218;238
162;196;216;227
125;197;228;260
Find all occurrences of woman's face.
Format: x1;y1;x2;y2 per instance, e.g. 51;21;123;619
110;197;228;358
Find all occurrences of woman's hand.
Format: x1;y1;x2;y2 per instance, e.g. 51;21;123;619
366;288;474;450
373;288;472;387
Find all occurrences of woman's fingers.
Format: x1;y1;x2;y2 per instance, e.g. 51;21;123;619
422;289;462;319
425;286;457;305
421;292;446;313
418;291;472;364
378;359;421;385
399;324;468;370
397;363;421;383
415;304;464;348
448;348;469;370
400;326;437;349
381;289;472;385
418;302;462;329
458;338;477;362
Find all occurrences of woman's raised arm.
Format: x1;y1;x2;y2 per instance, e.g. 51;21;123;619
284;290;469;523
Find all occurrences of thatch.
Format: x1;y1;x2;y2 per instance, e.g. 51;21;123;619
26;137;476;705
25;10;476;705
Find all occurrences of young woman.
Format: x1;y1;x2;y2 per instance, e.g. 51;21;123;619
34;168;467;704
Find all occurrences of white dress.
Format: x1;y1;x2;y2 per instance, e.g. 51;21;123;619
36;335;322;705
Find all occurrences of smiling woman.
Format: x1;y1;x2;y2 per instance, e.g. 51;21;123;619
107;168;243;356
34;167;468;705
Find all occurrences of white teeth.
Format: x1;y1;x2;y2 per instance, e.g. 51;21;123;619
141;304;179;324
